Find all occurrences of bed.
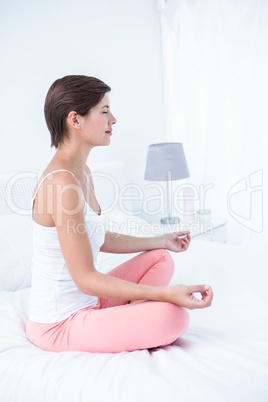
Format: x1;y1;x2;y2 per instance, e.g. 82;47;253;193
0;164;268;402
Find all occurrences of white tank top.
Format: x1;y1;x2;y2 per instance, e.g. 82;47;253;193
28;169;106;324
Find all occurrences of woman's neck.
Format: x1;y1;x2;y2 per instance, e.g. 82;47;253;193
51;141;92;180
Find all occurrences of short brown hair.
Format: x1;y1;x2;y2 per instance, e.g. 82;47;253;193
44;75;111;148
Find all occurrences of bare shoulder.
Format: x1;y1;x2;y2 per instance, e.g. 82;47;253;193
48;171;84;220
34;169;84;227
37;168;81;198
55;171;79;187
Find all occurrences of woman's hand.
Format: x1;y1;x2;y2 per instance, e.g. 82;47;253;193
162;231;191;253
165;284;213;310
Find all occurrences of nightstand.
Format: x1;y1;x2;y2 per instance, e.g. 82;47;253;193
138;214;227;243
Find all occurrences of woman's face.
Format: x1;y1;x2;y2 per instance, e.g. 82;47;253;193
80;93;117;147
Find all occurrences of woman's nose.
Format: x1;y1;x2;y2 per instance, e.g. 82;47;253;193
110;113;117;125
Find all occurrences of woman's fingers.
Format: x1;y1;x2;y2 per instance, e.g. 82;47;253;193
182;238;190;248
177;231;190;239
180;233;191;249
187;285;213;309
167;284;213;310
200;287;213;306
188;285;211;293
177;231;190;236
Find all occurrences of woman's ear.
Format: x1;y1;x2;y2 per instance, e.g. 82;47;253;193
66;111;80;130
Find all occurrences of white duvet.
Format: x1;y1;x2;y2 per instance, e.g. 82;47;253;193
1;240;268;402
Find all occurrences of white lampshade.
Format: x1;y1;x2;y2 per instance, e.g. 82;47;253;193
144;142;190;181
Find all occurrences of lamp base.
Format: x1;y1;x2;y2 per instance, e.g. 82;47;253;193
196;209;211;215
160;216;180;225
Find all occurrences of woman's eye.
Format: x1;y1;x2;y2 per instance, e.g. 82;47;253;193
103;111;108;114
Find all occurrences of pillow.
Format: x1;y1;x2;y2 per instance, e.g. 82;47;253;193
0;171;37;215
0;214;33;291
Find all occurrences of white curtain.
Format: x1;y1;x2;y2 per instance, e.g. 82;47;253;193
159;0;268;247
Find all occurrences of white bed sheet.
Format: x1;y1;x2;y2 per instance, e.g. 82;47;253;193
0;240;268;402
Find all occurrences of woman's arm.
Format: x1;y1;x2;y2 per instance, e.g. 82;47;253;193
100;230;191;254
77;269;213;310
50;173;212;309
85;165;191;255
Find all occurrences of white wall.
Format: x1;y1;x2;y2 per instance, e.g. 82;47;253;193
0;0;164;182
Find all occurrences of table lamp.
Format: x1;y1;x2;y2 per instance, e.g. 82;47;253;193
144;142;190;224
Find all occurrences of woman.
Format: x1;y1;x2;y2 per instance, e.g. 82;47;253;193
26;75;213;353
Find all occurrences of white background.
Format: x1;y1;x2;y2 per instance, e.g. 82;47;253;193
0;0;164;182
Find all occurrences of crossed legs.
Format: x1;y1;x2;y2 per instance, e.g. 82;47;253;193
26;249;189;353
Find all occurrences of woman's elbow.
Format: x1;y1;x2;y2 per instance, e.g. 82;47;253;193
99;231;113;253
76;270;101;296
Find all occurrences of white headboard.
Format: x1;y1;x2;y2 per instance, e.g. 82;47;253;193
0;171;37;216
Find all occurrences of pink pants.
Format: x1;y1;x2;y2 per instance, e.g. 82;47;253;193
26;249;189;353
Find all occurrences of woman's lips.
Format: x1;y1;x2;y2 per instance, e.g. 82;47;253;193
105;130;112;135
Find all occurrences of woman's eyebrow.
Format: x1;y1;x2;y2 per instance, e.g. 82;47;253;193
101;105;110;109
